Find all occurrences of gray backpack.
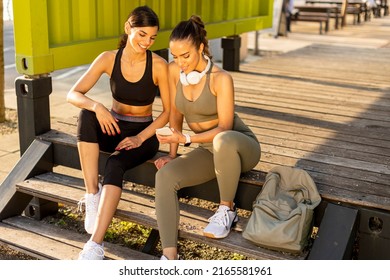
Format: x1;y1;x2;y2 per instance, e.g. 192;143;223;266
242;166;321;253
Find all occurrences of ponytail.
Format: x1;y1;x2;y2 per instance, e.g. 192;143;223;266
170;15;212;59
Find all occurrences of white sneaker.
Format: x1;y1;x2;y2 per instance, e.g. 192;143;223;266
78;240;104;260
160;254;180;260
78;183;102;234
203;205;238;239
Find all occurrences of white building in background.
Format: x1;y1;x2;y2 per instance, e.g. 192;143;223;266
4;0;13;21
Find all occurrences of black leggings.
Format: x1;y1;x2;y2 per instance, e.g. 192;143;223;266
77;109;159;188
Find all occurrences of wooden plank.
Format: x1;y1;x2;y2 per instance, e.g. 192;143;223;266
308;203;358;259
236;105;389;137
0;139;53;220
235;91;390;121
238;46;390;88
0;221;78;260
247;122;390;156
235;98;389;128
243;114;390;151
259;143;389;175
0;216;157;260
235;89;390;121
254;153;390;210
256;133;389;166
233;77;389;105
15;172;306;260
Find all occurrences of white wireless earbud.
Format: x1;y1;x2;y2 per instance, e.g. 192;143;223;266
180;55;211;86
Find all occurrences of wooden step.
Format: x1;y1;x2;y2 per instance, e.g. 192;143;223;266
0;215;157;260
15;172;307;260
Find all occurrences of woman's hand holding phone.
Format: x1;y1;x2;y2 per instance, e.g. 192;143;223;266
156;127;173;136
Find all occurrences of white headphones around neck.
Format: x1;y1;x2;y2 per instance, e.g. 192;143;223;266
180;55;211;86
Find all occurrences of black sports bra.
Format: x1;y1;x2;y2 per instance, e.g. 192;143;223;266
110;48;158;106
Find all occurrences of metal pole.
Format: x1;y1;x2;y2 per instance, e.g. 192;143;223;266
254;31;260;56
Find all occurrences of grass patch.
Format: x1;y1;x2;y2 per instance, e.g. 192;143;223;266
42;204;251;260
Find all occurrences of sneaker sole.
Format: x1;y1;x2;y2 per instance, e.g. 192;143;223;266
203;216;238;239
203;231;229;239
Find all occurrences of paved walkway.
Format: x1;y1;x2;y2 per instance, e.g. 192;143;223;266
1;15;389;183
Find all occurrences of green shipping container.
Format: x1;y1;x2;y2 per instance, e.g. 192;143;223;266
12;0;273;75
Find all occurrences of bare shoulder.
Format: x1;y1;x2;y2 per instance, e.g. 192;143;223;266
92;50;117;72
211;64;233;85
168;60;180;72
168;61;181;81
96;50;117;62
152;52;168;66
152;52;168;74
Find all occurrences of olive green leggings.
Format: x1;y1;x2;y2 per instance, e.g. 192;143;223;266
155;130;261;249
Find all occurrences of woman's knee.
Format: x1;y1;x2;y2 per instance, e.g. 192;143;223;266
77;109;99;142
155;164;181;193
213;131;261;171
103;157;125;187
213;131;239;152
78;109;96;123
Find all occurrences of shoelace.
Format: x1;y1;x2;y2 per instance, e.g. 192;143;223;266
77;193;99;213
208;207;231;229
77;197;85;212
78;183;102;213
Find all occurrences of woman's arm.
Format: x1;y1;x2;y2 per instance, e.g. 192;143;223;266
135;54;171;144
167;62;184;158
154;62;183;169
66;51;120;136
187;68;235;144
67;51;113;111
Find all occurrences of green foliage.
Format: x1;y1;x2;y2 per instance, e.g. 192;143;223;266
45;205;251;260
104;218;152;251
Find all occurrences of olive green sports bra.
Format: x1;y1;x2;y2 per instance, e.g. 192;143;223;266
175;61;218;123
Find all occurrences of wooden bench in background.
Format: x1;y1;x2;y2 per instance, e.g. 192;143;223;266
293;1;347;33
291;8;331;34
304;0;378;26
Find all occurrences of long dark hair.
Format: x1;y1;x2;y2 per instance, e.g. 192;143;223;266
118;5;160;49
169;15;212;59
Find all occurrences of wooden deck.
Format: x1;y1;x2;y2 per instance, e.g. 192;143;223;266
0;15;389;260
55;15;390;212
230;16;390;211
232;44;390;211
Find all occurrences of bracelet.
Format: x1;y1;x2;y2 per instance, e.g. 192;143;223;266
183;134;191;147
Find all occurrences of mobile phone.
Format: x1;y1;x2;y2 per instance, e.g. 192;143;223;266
156;127;173;136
